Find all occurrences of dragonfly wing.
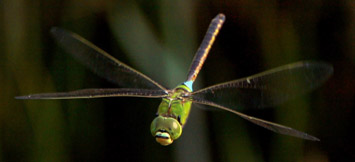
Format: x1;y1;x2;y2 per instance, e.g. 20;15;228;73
192;99;319;141
192;61;333;109
51;27;166;91
15;88;167;100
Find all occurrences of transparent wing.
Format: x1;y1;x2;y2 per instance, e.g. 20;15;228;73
192;61;333;110
192;99;319;141
50;27;167;91
15;88;167;99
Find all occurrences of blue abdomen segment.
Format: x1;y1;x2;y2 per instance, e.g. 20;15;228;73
183;81;194;92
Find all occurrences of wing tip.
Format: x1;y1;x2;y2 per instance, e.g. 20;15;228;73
15;95;30;99
304;134;320;141
50;26;62;35
15;95;43;100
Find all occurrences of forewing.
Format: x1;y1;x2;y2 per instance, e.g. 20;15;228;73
51;27;166;90
192;61;333;109
15;88;167;99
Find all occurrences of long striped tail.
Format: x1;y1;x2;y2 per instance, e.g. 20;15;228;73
186;13;225;84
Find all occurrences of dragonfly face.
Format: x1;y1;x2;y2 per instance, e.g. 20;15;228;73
150;116;182;146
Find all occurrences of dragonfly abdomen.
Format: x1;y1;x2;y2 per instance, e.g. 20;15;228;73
186;14;225;82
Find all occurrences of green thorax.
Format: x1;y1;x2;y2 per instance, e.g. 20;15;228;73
157;84;193;126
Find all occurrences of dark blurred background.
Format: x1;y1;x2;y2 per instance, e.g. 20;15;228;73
0;0;354;161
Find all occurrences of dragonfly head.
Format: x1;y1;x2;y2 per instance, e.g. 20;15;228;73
150;116;182;146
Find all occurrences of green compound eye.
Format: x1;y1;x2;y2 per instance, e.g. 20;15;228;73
150;116;182;146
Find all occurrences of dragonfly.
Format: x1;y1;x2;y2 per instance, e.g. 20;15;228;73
16;13;333;146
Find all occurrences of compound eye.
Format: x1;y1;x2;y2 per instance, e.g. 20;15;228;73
150;116;182;143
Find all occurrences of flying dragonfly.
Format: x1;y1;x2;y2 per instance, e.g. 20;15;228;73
16;14;333;146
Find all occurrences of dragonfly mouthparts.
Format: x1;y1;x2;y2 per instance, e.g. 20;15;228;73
155;134;170;139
